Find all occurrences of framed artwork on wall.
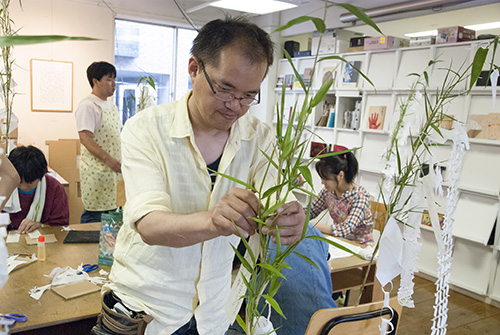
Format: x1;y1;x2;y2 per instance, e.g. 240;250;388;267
30;59;73;112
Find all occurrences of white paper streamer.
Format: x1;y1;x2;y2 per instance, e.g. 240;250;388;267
491;69;498;113
431;123;468;335
397;183;423;308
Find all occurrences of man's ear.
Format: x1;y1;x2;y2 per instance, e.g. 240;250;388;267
188;57;200;80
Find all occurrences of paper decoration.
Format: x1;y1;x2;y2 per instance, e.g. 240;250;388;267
431;124;469;335
376;216;403;287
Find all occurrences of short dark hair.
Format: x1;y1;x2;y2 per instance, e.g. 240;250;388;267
8;145;48;183
191;16;274;71
87;61;116;88
315;150;359;184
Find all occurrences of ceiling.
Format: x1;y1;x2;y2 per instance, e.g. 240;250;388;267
90;0;500;38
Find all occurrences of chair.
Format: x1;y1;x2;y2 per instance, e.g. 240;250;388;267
305;296;403;335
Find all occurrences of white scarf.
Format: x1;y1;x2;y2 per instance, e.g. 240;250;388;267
4;176;47;222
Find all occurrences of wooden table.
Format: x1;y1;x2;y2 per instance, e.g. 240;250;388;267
329;247;383;304
1;223;108;333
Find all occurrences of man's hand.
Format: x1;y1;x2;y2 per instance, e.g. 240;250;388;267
104;156;122;173
211;188;259;238
262;201;306;245
17;219;42;234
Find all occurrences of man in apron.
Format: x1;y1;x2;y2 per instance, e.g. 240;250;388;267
75;61;122;223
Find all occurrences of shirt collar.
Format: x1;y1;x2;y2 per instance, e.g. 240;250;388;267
168;90;257;142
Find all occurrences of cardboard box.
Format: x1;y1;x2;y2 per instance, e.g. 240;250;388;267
410;36;436;47
46;139;83;225
311;29;362;55
437;26;475;44
364;36;408;50
350;36;368;48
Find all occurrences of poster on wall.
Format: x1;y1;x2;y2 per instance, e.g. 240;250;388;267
30;59;73;112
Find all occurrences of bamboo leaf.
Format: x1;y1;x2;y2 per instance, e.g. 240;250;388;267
258;262;286;279
292;251;319;269
273;16;326;34
311;78;333;107
307;235;364;258
261;294;286;318
330;3;383;35
208;168;257;192
262;182;286;200
469;47;488;92
0;35;98;46
235;315;248;334
230;243;254;273
297;165;313;188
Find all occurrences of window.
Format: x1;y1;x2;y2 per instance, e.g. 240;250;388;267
114;19;197;123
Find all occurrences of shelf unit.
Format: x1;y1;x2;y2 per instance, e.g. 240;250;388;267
266;40;500;304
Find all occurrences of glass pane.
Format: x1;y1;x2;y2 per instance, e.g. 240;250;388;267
114;19;174;123
175;28;198;101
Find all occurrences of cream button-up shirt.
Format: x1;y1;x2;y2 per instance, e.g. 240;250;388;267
105;91;278;335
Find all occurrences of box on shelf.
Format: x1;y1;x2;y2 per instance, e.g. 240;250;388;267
294;50;311;58
437;26;475;44
410;36;436;47
364;36;408;50
311;28;362;55
347;36;368;52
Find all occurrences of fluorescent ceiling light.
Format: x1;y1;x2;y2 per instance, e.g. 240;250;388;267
465;21;500;31
209;0;297;15
405;30;437;38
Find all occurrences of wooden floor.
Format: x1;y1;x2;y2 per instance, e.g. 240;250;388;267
346;275;500;335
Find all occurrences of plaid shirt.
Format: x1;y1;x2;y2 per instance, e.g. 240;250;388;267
309;185;374;245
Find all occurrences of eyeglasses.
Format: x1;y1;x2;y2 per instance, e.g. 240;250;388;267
199;60;260;107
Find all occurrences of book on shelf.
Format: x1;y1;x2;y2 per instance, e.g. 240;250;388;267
319;66;336;89
421;210;445;229
466;114;488;139
341;60;361;87
366;105;386;130
310;141;329;157
276;76;284;88
284;74;294;89
327;112;335;127
467;113;500;140
485;113;500;140
438;114;454;130
317;101;335;127
303;67;313;87
293;75;303;89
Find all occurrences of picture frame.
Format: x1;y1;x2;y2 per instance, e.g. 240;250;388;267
30;59;73;112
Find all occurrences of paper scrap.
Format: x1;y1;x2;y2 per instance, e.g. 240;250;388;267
7;254;37;273
28;229;41;239
6;231;20;243
29;264;107;300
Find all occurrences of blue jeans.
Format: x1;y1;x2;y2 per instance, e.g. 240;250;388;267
260;224;337;335
80;209;117;223
172;317;198;335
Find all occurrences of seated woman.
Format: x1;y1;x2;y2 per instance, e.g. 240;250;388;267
311;145;374;246
4;145;69;233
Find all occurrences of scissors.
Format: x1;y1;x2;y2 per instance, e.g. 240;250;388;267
0;313;28;326
78;263;99;274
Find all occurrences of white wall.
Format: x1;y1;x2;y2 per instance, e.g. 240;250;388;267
8;0;114;156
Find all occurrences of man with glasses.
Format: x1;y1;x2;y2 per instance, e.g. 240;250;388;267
95;17;305;335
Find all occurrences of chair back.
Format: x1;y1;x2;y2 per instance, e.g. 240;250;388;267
305;296;403;335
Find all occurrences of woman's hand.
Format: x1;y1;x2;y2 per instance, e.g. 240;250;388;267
17;219;42;234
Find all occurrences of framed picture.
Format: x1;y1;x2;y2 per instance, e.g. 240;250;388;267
30;59;73;112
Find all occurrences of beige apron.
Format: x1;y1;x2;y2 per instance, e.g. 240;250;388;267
80;98;121;211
